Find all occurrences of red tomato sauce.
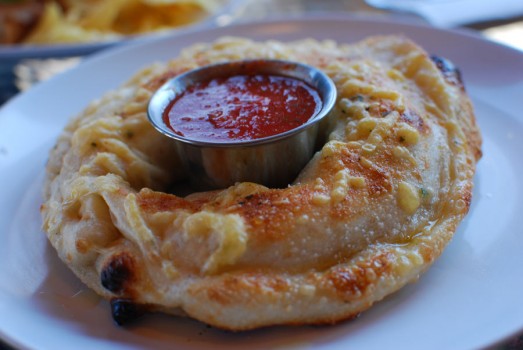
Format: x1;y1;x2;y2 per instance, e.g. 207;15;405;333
163;74;322;142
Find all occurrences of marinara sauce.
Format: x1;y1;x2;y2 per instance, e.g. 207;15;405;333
163;74;322;142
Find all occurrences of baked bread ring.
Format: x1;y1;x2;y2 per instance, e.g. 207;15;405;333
41;36;481;330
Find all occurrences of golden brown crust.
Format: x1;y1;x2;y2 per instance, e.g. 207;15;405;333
41;36;481;330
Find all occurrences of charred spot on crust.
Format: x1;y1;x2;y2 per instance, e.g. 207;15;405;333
430;55;464;89
110;298;146;326
400;109;426;133
100;253;135;294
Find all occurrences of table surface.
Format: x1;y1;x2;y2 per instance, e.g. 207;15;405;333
1;1;522;349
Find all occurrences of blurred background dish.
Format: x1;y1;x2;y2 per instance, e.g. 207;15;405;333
0;0;233;46
0;0;237;102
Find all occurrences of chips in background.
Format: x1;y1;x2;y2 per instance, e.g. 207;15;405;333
23;0;219;44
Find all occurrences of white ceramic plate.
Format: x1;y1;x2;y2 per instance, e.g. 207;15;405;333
0;14;522;350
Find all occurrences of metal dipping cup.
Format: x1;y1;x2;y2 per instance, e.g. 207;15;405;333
147;59;337;190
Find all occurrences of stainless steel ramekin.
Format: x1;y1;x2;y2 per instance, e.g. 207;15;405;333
147;59;336;189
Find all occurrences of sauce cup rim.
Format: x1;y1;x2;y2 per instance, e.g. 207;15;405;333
147;58;337;148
